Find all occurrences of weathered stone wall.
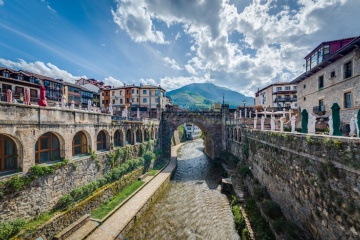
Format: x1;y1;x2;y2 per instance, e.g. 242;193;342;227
21;167;144;240
0;102;159;172
227;129;360;239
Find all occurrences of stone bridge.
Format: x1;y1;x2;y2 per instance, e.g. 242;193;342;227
161;107;228;159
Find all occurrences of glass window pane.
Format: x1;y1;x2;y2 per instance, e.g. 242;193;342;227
40;151;50;163
5;156;16;170
52;150;59;160
4;139;14;155
74;146;82;155
52;135;59;149
40;138;49;150
81;133;86;146
74;134;80;145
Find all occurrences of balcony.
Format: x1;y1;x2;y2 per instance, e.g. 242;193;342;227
274;97;297;102
313;105;326;114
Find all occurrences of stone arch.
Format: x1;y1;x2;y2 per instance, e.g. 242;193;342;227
135;129;142;143
114;129;124;147
0;133;21;174
161;112;222;159
96;129;109;151
34;131;63;163
72;130;91;156
126;129;134;145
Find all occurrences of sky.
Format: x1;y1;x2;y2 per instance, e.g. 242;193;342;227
0;0;359;97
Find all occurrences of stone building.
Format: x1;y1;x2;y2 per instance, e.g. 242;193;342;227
255;82;297;110
100;84;169;118
183;123;202;139
293;36;360;122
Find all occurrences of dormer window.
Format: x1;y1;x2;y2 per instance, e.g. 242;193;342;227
17;75;23;80
3;72;9;78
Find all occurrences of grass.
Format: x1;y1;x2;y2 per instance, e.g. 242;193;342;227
90;180;144;220
23;212;56;231
152;159;168;170
148;169;159;176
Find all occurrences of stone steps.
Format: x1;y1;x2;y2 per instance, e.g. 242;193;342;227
65;220;99;240
53;214;91;240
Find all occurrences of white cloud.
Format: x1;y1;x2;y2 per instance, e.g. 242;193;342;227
103;76;123;87
0;58;86;83
160;74;213;91
0;1;3;6
163;57;182;70
139;78;158;86
113;0;360;96
184;64;197;75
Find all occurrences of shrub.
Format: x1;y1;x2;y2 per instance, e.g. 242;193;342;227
239;166;252;177
0;218;26;240
262;200;282;220
242;228;250;240
57;194;74;209
232;205;246;231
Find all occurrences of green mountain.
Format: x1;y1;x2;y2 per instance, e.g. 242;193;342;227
167;83;254;110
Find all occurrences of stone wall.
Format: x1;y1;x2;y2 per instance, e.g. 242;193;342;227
227;129;360;239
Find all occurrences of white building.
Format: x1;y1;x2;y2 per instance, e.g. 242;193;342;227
184;123;201;140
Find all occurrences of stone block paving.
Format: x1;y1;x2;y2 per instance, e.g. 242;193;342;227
78;145;180;240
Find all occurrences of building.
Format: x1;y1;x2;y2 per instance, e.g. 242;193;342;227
21;71;63;106
100;84;167;118
75;78;107;107
184;123;202;139
255;82;297;110
63;82;94;108
293;36;360;122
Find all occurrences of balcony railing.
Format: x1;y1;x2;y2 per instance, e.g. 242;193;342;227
274;97;297;102
313;105;325;113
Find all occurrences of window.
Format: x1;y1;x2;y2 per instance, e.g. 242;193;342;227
0;134;17;172
344;61;352;79
137;90;139;94
143;90;147;94
303;84;306;89
294;86;297;90
72;131;88;156
30;89;37;97
120;91;122;96
344;92;352;108
102;100;104;104
97;130;107;150
15;87;24;95
126;129;133;145
276;87;282;91
132;89;135;93
285;86;290;90
311;53;317;69
112;91;114;96
102;92;104;96
114;130;123;147
35;132;60;163
304;97;306;101
143;98;147;103
17;75;23;80
105;100;108;104
318;76;324;90
120;99;123;104
106;92;109;96
330;71;336;78
112;99;115;104
319;99;324;108
3;72;9;78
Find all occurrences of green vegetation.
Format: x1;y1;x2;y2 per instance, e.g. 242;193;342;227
261;200;283;220
91;180;144;219
22;212;55;232
57;158;144;209
177;125;187;142
2;158;69;192
143;151;156;172
147;169;159;176
0;218;26;240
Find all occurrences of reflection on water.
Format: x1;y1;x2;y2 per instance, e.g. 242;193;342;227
125;140;239;240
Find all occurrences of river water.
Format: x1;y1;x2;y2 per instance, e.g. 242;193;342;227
125;140;240;240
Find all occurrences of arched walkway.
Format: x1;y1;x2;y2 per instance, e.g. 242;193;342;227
136;129;142;143
35;132;60;163
97;130;107;151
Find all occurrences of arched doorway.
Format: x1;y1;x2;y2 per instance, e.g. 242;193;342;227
114;130;124;147
73;131;88;156
35;132;60;163
126;129;133;145
136;129;142;143
97;130;107;151
0;134;17;173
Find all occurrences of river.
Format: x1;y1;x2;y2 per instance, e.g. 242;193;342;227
125;139;240;240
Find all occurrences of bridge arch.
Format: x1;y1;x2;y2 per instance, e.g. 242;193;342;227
161;111;224;159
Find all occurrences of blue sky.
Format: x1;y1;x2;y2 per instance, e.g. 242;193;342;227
0;0;359;96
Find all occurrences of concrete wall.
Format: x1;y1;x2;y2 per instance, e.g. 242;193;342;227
227;129;360;239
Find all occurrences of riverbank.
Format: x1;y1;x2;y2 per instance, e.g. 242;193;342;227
81;143;183;240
